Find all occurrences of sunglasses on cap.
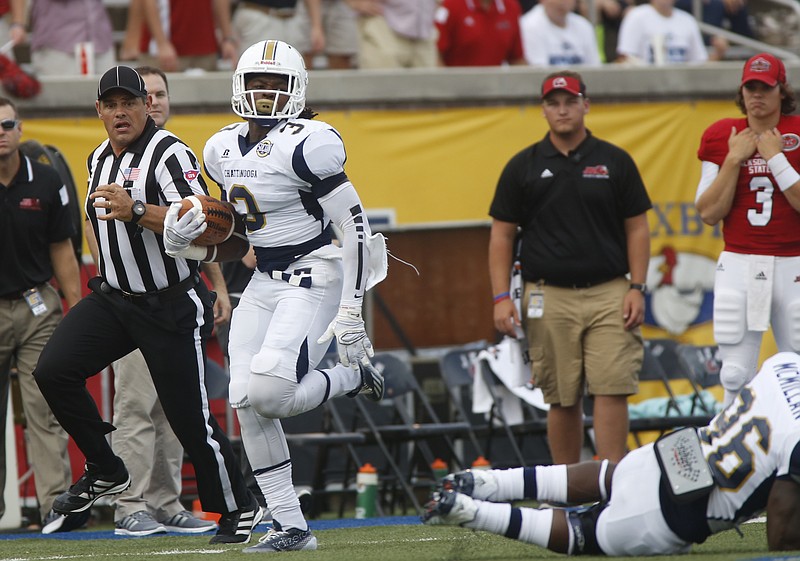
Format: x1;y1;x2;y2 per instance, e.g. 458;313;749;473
0;119;19;131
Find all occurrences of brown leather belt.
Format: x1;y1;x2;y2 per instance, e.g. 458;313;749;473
240;2;296;18
537;276;618;289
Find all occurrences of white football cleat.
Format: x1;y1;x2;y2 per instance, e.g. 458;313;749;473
421;490;478;526
442;469;499;501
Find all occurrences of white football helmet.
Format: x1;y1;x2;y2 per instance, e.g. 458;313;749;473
231;40;308;122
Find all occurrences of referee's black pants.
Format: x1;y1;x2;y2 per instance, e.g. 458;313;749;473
34;277;253;515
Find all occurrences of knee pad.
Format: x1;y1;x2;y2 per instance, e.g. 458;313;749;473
566;503;607;555
249;375;296;419
713;290;746;345
719;361;749;394
251;347;283;376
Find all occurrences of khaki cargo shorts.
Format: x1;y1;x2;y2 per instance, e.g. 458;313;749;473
523;277;642;407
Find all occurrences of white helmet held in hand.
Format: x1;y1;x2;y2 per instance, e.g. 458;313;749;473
231;40;308;123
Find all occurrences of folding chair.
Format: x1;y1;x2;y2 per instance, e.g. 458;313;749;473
472;340;551;467
675;343;722;414
628;340;716;447
438;343;490;463
281;353;373;517
331;351;474;513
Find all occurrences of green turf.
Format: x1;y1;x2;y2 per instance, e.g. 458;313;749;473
2;520;797;561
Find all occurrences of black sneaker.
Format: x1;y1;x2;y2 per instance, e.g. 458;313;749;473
53;462;130;514
209;502;264;544
346;361;384;402
41;508;91;534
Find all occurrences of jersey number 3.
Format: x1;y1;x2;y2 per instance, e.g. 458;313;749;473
747;177;775;227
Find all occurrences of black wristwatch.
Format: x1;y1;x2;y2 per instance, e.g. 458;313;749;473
629;283;647;294
131;200;146;224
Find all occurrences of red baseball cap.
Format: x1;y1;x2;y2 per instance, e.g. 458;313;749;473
541;75;585;98
741;53;786;87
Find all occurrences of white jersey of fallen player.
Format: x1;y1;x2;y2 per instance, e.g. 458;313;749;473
701;351;800;531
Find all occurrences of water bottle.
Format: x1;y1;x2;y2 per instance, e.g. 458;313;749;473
355;463;378;519
431;458;448;487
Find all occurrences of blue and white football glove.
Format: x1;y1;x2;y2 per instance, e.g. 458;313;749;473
318;306;375;367
163;202;207;258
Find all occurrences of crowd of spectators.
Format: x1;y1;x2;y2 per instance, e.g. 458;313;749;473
0;0;762;76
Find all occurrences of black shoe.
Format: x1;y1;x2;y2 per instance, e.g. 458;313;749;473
298;489;313;515
41;508;91;534
209;502;264;544
53;462;130;514
346;361;384;402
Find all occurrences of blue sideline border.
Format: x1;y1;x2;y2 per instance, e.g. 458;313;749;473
0;516;420;541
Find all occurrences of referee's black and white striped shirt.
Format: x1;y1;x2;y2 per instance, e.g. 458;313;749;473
86;117;209;294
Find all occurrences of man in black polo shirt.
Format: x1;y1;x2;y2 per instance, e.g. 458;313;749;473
489;70;651;465
33;66;260;544
0;97;83;532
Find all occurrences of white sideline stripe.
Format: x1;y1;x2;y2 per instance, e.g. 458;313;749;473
7;534;517;560
3;549;236;560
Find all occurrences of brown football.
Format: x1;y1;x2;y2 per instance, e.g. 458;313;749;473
178;195;235;246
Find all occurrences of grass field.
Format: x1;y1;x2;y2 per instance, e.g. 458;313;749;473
2;518;797;561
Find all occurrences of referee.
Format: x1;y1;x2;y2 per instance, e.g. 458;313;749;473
33;66;259;544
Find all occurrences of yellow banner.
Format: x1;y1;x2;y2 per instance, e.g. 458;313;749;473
23;101;777;358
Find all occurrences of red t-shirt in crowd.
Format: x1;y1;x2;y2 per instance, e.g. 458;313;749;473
435;0;524;67
140;0;218;57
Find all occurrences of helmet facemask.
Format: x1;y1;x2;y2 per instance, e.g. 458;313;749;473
231;40;308;125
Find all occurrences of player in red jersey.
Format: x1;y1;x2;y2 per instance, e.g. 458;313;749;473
695;52;800;406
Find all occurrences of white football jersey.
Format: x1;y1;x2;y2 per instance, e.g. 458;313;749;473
204;118;347;259
701;352;800;530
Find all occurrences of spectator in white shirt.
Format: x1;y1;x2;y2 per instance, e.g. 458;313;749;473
520;0;601;67
616;0;707;65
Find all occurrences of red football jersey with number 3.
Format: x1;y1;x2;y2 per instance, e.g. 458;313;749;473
698;115;800;255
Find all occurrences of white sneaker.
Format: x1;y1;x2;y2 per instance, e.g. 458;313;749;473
243;527;318;553
421;490;478;526
442;469;499;501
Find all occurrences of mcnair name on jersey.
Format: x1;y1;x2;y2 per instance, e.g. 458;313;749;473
774;362;800;420
224;169;258;178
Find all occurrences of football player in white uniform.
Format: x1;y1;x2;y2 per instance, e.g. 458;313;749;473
423;351;800;555
172;39;386;553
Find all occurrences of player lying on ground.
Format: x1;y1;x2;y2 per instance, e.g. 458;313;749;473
423;351;800;555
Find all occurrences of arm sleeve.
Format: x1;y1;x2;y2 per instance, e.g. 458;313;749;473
695;160;720;203
318;182;372;309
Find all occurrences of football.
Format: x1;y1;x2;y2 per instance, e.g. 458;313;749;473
178;195;235;246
